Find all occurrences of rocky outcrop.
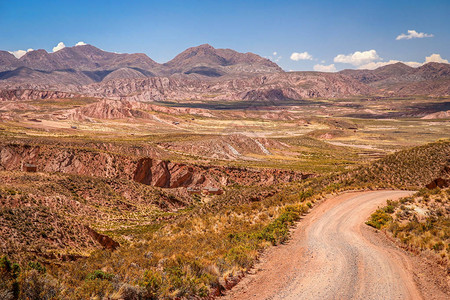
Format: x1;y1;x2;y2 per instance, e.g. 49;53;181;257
85;226;120;250
133;158;205;188
62;99;214;121
426;164;450;189
0;143;136;180
64;99;152;120
426;177;450;189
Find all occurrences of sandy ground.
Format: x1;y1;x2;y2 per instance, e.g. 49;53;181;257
221;190;449;300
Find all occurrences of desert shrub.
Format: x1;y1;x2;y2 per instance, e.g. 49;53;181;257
140;269;162;298
0;256;21;300
1;256;20;279
225;245;256;269
432;241;445;251
258;205;304;245
86;269;114;281
366;209;392;229
28;261;46;274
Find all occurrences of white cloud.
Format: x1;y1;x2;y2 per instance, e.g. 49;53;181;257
266;52;282;62
334;50;380;66
425;53;449;64
8;48;34;59
52;42;66;52
290;51;313;61
396;30;434;40
75;41;87;46
313;64;337;72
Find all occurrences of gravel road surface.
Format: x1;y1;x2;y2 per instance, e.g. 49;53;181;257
222;190;447;300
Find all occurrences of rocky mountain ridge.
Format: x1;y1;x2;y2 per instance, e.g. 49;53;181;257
340;62;450;95
1;43;449;99
0;44;282;85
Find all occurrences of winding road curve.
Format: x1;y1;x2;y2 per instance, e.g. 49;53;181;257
222;190;438;300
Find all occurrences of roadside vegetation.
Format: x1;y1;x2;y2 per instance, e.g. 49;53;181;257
367;188;449;267
0;137;448;298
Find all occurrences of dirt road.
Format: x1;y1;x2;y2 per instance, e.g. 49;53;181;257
222;190;448;300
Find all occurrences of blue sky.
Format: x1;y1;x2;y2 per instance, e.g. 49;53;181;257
1;0;449;71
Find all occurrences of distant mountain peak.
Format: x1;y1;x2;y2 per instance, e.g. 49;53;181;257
195;43;215;49
164;43;282;75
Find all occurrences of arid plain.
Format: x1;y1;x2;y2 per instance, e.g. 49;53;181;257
0;43;449;299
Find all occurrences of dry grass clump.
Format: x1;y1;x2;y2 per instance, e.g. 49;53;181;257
367;188;449;266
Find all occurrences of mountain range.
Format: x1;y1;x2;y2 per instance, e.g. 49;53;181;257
340;62;450;95
0;44;281;85
0;43;449;99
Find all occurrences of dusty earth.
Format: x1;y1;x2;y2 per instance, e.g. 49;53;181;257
222;190;449;300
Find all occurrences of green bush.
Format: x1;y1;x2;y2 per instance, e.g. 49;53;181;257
86;270;114;281
366;209;392;229
28;261;46;274
0;256;21;299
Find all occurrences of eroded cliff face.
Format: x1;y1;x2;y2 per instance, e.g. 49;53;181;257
0;142;310;189
133;158;206;188
131;157;310;188
0;89;77;101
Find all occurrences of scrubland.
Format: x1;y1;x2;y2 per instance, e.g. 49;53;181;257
368;188;449;270
0;94;449;299
1;138;448;299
